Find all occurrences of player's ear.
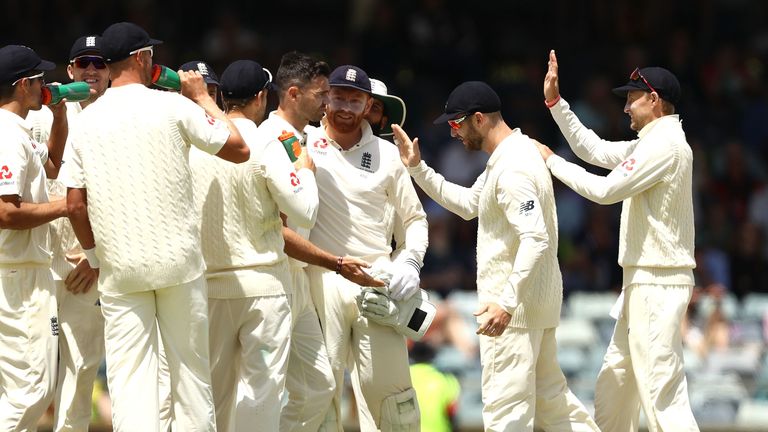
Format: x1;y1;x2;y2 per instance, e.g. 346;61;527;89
67;64;75;81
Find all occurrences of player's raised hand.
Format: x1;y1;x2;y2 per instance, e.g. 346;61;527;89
392;124;421;168
544;49;560;104
179;70;210;104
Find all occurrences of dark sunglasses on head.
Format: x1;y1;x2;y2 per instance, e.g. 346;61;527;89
72;56;106;70
630;67;657;94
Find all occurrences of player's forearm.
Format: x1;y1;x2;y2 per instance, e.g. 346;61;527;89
66;188;96;249
0;199;67;230
282;226;337;270
45;112;68;178
408;161;479;220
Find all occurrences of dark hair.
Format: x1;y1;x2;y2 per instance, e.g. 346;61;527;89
0;84;16;101
275;51;330;101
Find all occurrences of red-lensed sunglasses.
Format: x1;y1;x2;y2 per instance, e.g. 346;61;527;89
72;56;107;70
630;67;657;94
448;114;470;130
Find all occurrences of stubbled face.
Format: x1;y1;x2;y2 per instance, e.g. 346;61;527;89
69;54;110;101
449;114;483;151
366;98;387;134
326;86;372;134
624;90;656;131
297;76;330;123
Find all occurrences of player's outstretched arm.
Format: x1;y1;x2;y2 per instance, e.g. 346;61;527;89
0;195;67;230
282;226;385;287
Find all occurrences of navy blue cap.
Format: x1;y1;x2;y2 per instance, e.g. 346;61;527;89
433;81;501;124
0;45;55;85
329;65;371;94
101;22;163;63
220;60;272;99
180;61;220;86
612;67;681;104
69;35;103;61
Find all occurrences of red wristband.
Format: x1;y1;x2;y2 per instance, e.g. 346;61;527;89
545;95;561;108
335;256;343;274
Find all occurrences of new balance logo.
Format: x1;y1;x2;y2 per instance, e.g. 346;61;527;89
345;68;357;82
361;152;372;169
50;317;59;336
519;200;535;214
86;36;96;47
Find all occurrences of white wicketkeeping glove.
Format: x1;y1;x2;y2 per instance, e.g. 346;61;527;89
357;288;436;340
388;255;421;301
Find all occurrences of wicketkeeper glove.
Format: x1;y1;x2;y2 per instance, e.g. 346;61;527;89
357;288;436;340
389;255;421;301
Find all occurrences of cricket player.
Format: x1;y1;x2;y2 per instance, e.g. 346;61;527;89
538;50;699;432
392;81;599;431
60;22;249;431
306;65;429;432
0;44;68;431
190;58;316;431
26;34;110;432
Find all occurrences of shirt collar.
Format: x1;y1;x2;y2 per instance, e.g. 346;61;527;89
322;121;375;152
637;114;679;139
267;111;307;145
487;128;522;168
0;107;33;137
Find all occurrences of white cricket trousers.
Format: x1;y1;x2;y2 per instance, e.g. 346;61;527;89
209;293;292;432
100;276;215;432
309;266;420;432
53;280;105;432
0;266;58;431
595;284;699;432
280;266;336;432
479;327;599;432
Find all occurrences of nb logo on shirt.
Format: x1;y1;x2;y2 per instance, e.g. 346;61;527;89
0;165;12;180
519;200;535;214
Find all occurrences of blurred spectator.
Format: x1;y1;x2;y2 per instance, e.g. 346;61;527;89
409;342;460;432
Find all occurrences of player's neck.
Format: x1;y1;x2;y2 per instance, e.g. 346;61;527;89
276;106;307;134
0;101;27;120
483;122;513;155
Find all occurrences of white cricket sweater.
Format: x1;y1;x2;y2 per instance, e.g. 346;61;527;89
306;122;428;265
190;116;317;298
59;84;230;294
408;130;562;329
547;98;695;287
27;102;86;280
0;108;51;266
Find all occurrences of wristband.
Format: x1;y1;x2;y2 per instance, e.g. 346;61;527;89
545;95;561;109
335;256;343;274
83;247;100;269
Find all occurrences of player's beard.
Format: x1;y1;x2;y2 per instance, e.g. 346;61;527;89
327;109;364;135
461;123;484;152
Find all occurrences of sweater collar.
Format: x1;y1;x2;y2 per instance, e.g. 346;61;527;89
487;128;522;168
637;114;679;139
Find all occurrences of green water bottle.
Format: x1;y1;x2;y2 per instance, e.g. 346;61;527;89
151;64;181;91
41;82;91;105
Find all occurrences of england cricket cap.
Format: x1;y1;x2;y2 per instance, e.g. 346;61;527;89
180;61;220;86
612;67;681;104
0;45;55;85
433;81;501;124
329;65;371;94
370;78;406;136
220;60;272;99
69;35;103;61
101;22;163;63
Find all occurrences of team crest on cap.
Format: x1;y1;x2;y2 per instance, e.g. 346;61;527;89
86;36;96;47
197;63;209;75
345;68;357;82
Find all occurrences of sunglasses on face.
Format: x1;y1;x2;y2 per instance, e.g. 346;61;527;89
12;71;45;86
630;68;657;94
72;56;106;70
448;114;470;130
